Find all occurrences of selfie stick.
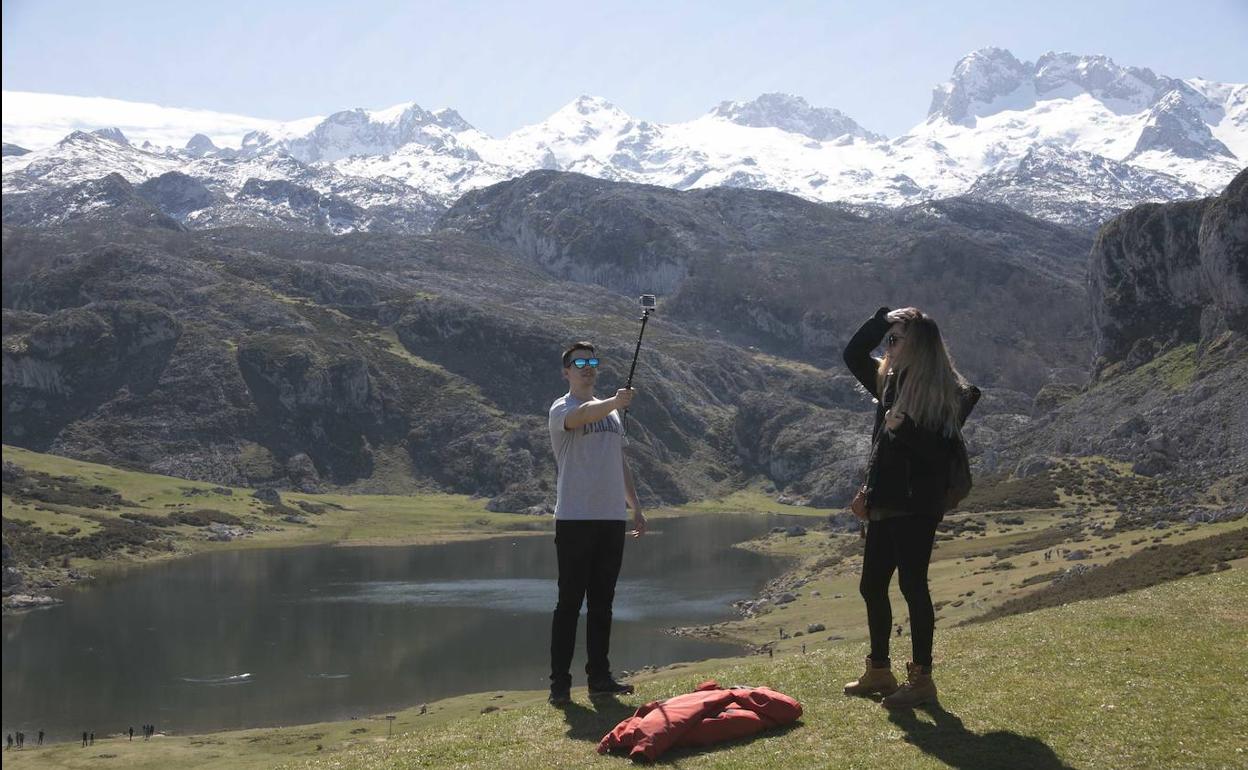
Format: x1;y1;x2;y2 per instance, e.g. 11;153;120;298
622;295;656;436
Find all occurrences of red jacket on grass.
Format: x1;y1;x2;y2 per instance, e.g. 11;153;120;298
597;680;803;761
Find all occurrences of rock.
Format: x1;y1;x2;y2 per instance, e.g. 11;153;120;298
1144;432;1173;457
522;504;554;516
785;526;807;537
1064;549;1090;561
3;593;62;609
282;514;309;524
774;593;797;605
1032;383;1081;415
1015;456;1054;478
252;488;281;505
807;623;826;633
1111;415;1150;438
286;453;321;488
1132;453;1172;477
1197;167;1248;332
207;523;246;541
2;566;25;594
1053;564;1093;583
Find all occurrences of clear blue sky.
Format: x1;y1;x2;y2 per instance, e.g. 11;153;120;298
3;0;1245;138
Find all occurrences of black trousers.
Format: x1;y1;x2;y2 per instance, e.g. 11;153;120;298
860;515;939;667
550;519;626;683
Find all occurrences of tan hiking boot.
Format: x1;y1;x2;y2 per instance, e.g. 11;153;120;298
882;662;937;709
843;657;899;696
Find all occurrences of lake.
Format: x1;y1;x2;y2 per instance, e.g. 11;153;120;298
1;513;802;741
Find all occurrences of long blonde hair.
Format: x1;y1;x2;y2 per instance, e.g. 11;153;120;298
877;313;967;437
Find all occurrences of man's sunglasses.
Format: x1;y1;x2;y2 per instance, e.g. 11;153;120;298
569;358;600;369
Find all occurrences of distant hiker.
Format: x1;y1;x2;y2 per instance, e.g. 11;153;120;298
128;726;134;741
89;731;94;745
842;306;980;709
82;731;88;747
896;624;903;637
547;341;647;706
6;733;12;750
37;730;43;746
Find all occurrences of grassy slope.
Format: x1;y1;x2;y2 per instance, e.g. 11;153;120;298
0;447;819;593
1;445;550;585
6;568;1244;770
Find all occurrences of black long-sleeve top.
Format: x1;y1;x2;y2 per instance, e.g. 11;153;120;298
843;307;981;517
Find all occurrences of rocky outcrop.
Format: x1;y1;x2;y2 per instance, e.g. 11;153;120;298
3;301;181;448
731;391;869;508
137;171;216;220
1090;167;1248;375
1197;168;1248;333
441;171;706;297
3;173;184;231
1002;170;1248;502
1129;91;1235;161
443;172;1093;400
236;333;386;484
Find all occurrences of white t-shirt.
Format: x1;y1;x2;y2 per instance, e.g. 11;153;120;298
548;393;628;520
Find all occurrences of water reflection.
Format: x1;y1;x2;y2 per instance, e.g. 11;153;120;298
2;514;798;740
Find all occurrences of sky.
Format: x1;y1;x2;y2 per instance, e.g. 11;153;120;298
3;0;1246;139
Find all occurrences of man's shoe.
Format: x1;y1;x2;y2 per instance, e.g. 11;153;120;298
549;675;572;707
843;656;899;696
587;674;635;696
881;662;937;709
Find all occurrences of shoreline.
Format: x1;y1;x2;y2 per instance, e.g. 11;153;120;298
3;513;821;750
3;443;828;613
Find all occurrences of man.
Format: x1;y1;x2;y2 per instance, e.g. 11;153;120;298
547;341;646;707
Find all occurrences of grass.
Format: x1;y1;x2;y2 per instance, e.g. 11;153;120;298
1093;342;1198;393
1;445;548;591
5;568;1244;769
6;445;1246;767
672;487;830;518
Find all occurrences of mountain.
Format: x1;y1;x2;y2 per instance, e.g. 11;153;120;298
710;93;884;142
1000;168;1248;502
4;166;1244;518
3;132;443;234
964;146;1202;228
2;170;1096;511
3;49;1244;235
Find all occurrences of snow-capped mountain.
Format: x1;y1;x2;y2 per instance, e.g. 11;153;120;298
2;129;442;233
4;48;1244;234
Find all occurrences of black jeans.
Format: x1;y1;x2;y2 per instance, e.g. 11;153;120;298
550;519;626;683
860;515;939;667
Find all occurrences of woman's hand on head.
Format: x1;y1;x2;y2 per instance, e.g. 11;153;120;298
886;307;922;324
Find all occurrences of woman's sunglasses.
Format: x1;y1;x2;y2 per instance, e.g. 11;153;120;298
570;357;600;369
886;333;905;348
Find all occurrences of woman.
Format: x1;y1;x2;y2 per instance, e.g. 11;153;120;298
841;306;980;709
